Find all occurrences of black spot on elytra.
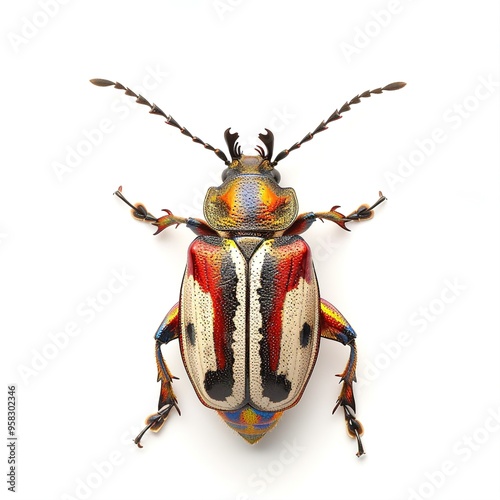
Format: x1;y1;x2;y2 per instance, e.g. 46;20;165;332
262;373;292;402
300;322;311;347
204;369;234;401
186;323;196;345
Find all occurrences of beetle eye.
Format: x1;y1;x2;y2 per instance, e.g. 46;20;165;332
271;169;281;184
221;168;230;181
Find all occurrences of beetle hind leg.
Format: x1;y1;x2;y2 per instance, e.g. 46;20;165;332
331;342;365;457
134;303;181;448
320;298;365;457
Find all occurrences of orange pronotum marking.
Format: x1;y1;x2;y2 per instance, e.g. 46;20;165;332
260;185;289;211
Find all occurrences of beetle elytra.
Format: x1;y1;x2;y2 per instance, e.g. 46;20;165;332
91;78;405;456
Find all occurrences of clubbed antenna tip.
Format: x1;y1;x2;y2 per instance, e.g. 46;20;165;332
90;78;115;87
383;82;406;91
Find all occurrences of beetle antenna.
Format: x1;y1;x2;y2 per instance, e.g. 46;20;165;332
90;79;230;165
271;82;406;165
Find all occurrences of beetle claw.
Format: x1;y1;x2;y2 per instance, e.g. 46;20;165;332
133;419;156;448
345;192;387;223
354;429;365;458
114;187;158;222
344;405;365;457
133;402;179;448
332;399;365;457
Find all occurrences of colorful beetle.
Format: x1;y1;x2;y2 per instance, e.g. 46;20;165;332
91;78;405;456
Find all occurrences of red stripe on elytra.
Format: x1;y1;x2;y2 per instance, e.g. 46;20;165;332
266;238;313;372
187;239;227;370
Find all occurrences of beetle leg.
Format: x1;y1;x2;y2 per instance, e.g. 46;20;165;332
134;303;181;448
285;192;386;235
320;298;365;457
283;212;317;235
114;186;217;236
315;192;387;232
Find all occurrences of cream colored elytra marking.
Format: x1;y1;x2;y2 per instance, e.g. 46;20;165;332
248;242;266;408
181;275;217;394
277;276;320;396
248;239;321;412
226;241;247;407
180;240;247;410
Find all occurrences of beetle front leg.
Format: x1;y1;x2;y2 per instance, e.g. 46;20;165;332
320;299;365;457
316;191;387;231
134;303;181;448
285;192;386;235
114;186;218;236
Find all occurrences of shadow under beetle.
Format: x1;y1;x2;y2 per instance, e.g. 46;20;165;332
91;78;405;456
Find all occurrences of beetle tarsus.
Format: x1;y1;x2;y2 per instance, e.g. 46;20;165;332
114;187;158;222
134;420;156;448
333;404;365;457
114;186;193;235
345;192;387;222
346;407;365;457
134;402;179;448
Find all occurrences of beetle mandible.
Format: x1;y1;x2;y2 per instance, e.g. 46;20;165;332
91;78;405;456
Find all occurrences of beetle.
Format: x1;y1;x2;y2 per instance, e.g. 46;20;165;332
91;78;405;456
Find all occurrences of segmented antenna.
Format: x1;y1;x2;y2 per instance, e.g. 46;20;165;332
272;82;406;165
90;79;230;164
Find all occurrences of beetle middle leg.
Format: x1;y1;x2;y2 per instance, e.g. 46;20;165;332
134;303;181;447
320;298;365;457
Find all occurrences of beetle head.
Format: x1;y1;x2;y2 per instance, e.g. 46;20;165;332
204;129;298;232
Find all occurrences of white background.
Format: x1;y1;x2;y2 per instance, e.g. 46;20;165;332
1;1;499;500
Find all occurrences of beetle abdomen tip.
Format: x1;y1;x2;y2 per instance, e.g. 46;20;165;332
217;405;283;444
